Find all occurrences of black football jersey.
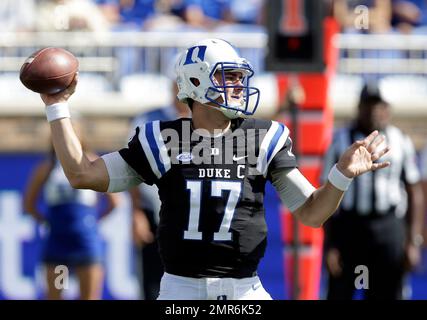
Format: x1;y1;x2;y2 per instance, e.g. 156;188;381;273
119;117;296;278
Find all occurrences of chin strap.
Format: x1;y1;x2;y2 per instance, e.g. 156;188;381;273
200;100;243;119
220;107;242;119
220;101;244;119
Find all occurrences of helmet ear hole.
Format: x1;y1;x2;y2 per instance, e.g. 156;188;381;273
190;77;200;87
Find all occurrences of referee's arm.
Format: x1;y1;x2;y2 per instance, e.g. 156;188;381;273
405;182;424;248
420;146;427;248
404;136;425;257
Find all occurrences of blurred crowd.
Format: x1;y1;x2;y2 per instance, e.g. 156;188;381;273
4;0;427;34
4;0;427;79
329;0;427;35
0;0;266;33
0;0;269;77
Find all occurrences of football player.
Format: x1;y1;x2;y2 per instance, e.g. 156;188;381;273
38;38;390;300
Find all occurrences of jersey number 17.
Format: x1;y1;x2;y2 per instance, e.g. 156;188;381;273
184;180;242;241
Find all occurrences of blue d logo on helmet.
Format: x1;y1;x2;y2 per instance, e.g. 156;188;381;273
184;46;207;65
175;39;260;119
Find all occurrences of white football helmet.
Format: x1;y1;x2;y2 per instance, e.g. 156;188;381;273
175;38;260;119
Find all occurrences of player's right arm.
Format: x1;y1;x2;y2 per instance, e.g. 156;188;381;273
49;118;110;192
40;75;110;192
41;74;157;193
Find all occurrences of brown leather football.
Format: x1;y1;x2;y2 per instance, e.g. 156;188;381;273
20;47;79;94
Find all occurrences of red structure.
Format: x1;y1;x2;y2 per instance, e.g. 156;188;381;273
275;17;339;300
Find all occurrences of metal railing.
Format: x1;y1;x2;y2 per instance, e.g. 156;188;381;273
0;31;268;115
2;31;427;117
0;31;267;82
4;31;427;80
334;33;427;75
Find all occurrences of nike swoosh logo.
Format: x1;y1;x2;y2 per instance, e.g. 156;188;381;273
233;155;248;161
252;283;261;290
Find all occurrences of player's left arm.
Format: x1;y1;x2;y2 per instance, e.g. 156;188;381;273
272;168;344;228
272;130;390;228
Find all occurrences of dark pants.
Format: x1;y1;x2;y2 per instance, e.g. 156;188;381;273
326;214;406;300
139;209;164;300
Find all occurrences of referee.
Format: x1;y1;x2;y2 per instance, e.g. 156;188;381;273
321;82;425;300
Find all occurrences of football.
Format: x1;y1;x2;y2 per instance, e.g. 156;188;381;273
19;47;79;94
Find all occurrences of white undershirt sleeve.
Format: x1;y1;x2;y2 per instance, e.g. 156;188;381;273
101;152;144;193
271;168;316;212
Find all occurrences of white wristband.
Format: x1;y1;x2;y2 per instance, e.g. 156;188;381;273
45;102;70;122
328;164;353;191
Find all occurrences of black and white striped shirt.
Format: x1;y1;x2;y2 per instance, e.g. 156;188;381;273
321;125;420;217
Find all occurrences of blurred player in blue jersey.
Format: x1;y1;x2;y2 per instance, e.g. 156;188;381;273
129;75;190;300
36;38;391;300
24;124;119;300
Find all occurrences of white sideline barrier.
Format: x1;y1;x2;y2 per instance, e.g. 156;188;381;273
120;73;173;110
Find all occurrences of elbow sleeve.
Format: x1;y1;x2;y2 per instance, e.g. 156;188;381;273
271;168;316;212
101;152;143;193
